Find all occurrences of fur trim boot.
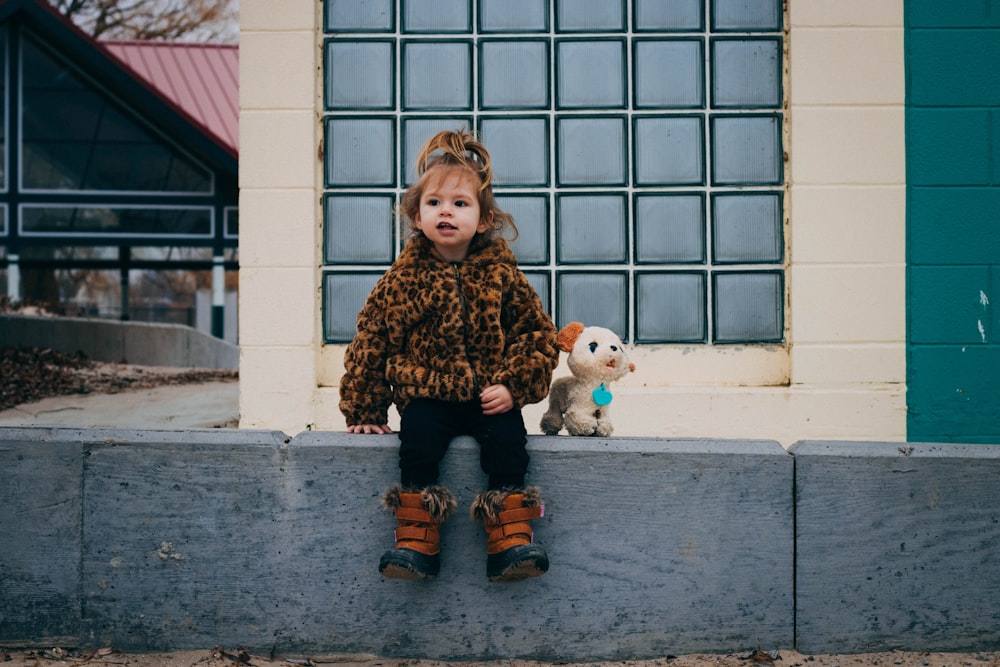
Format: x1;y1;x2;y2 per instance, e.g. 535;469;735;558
379;484;457;580
471;487;549;582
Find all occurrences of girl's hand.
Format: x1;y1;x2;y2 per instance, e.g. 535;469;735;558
347;424;394;434
480;384;514;415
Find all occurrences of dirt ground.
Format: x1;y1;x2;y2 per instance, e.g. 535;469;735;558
2;647;999;667
0;346;237;411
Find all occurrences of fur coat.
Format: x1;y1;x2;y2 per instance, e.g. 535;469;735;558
339;235;559;427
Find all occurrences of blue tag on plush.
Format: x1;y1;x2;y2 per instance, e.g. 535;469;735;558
592;383;613;406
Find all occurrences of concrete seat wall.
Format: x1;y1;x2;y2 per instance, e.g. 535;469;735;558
0;428;792;660
4;429;999;658
791;440;1000;654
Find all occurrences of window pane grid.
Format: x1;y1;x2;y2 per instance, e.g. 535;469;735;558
322;0;785;345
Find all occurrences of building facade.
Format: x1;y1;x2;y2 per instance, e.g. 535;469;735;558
238;1;997;445
0;0;238;339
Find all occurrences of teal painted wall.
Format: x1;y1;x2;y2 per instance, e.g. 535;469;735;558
905;1;1000;442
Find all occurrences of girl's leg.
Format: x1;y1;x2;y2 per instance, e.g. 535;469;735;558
381;398;460;580
469;409;547;581
471;407;529;489
397;398;459;487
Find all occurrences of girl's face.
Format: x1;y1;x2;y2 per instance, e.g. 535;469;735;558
415;167;492;262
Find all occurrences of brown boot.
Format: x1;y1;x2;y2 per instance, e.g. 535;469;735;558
471;487;549;582
379;485;456;580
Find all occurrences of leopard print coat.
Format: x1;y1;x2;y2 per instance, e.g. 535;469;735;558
339;235;559;427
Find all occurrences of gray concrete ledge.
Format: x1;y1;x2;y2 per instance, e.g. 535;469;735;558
0;314;238;369
0;429;792;660
791;440;1000;654
3;430;998;658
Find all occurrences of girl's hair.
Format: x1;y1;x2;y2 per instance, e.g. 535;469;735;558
400;129;518;241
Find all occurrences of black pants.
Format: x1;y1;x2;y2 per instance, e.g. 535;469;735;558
398;398;529;490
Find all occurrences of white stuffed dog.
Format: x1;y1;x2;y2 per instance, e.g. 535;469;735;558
540;322;635;437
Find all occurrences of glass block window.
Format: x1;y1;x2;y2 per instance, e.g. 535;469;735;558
325;0;394;33
322;0;785;345
323;271;383;342
323;194;395;264
479;40;549;109
480;0;549;33
325;41;395;110
403;0;471;33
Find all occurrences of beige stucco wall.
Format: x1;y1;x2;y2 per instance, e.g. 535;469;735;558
238;0;906;446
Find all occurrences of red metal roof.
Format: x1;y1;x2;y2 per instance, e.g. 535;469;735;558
103;39;239;156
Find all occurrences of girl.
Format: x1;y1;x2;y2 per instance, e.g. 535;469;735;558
340;129;559;582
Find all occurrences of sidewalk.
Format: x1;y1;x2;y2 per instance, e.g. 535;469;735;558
0;381;238;429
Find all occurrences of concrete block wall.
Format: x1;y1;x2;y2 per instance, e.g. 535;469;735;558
0;315;238;369
2;429;998;658
237;0;320;433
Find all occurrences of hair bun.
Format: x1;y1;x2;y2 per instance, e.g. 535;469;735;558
416;129;493;191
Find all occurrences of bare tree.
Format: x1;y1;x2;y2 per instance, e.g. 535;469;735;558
48;0;238;42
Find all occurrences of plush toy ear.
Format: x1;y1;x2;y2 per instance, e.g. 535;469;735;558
556;321;585;353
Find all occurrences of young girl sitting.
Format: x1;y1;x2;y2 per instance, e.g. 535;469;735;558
339;129;559;582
